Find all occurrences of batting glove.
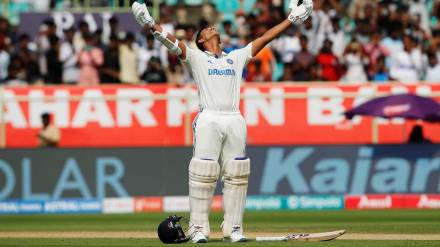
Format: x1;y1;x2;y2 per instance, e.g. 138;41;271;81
288;0;313;24
132;1;155;27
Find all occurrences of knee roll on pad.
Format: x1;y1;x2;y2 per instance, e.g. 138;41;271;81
223;158;250;185
188;158;220;238
189;158;220;184
222;158;250;237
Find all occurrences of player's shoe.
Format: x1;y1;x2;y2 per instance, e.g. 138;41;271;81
191;231;208;244
224;226;247;243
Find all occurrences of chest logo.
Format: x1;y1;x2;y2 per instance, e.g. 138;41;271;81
226;59;234;65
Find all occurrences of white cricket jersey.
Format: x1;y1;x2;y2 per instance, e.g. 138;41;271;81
183;44;253;112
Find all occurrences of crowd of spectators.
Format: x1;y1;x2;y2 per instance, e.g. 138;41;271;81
1;0;440;85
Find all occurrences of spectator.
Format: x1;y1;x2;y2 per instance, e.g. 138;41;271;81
433;2;440;31
246;26;275;81
119;32;140;84
271;27;300;65
142;57;167;83
306;2;332;55
45;35;62;84
166;63;185;84
138;33;160;77
328;17;347;59
425;52;440;83
342;39;368;84
411;37;425;78
100;35;120;83
0;17;11;44
37;113;61;148
363;32;390;77
36;19;57;80
408;124;431;144
432;29;440;60
246;59;272;82
0;34;10;82
94;28;105;50
376;1;392;34
5;57;27;86
103;16;123;45
317;39;341;81
381;25;403;56
389;35;420;83
201;2;217;24
292;35;315;82
353;3;377;43
13;34;41;84
221;20;240;53
59;27;79;84
279;63;294;81
77;32;103;86
371;56;390;83
74;20;89;52
409;0;430;33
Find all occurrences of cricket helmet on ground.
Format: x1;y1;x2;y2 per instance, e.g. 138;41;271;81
157;215;190;244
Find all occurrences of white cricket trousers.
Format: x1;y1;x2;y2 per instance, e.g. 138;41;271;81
192;110;247;162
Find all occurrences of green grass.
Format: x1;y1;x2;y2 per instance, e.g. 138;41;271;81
0;210;439;246
0;239;439;247
0;210;439;234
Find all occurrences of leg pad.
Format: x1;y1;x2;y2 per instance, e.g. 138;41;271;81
222;158;250;237
189;158;220;238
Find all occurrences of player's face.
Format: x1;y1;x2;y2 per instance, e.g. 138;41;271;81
201;26;220;42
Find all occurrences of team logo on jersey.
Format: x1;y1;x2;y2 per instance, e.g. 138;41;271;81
226;59;234;64
208;60;213;64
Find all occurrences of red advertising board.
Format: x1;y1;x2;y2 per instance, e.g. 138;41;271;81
345;194;440;209
134;197;163;212
2;83;440;148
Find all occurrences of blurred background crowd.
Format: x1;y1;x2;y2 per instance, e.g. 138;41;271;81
1;0;440;85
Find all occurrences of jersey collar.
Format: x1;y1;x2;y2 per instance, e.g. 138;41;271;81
204;50;227;58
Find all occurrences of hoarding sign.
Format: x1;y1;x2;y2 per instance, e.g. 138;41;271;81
0;145;439;201
3;84;440;148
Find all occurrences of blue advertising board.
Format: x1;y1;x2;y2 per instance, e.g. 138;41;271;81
0;199;101;214
0;145;439;201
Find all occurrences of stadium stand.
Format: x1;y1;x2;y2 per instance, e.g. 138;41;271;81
0;0;439;85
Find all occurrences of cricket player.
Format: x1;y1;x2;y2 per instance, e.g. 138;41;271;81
132;0;313;243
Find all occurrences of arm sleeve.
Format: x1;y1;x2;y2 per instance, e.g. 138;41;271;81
231;43;253;67
180;45;198;65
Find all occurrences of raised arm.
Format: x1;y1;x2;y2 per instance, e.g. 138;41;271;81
251;0;313;57
149;23;188;60
132;1;188;60
251;20;292;57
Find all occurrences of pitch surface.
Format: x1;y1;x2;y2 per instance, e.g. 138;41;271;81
0;210;439;246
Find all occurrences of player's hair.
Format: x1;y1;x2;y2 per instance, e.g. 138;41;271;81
196;25;208;52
